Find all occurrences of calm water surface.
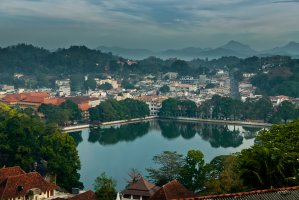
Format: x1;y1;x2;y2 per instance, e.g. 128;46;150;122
70;120;262;191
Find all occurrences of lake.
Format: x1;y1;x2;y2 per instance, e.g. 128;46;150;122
69;120;262;191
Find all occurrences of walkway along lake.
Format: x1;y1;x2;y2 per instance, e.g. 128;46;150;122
69;119;266;191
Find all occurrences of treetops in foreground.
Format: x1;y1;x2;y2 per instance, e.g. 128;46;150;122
0;103;83;191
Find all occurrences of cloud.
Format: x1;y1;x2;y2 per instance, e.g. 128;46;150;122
0;0;298;50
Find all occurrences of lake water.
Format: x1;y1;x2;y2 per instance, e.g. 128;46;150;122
70;120;262;191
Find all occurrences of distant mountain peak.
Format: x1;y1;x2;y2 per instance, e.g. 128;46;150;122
286;41;299;46
219;40;257;56
223;40;250;48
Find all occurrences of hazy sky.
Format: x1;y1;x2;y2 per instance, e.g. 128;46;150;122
0;0;299;50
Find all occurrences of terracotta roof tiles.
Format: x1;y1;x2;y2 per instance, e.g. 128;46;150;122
122;177;160;197
0;172;57;199
150;180;195;200
0;166;25;183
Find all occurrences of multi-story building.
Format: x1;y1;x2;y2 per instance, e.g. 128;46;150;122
56;79;71;97
135;96;168;116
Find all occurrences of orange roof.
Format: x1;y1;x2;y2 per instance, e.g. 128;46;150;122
69;190;97;200
150;180;194;200
0;166;25;183
79;102;90;111
44;98;65;106
2;92;50;104
0;172;57;199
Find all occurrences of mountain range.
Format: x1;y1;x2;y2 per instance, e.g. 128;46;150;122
97;41;299;60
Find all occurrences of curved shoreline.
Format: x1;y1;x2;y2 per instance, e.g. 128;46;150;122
62;116;271;132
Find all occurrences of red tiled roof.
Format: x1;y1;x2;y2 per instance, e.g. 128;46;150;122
0;172;57;199
1;92;50;104
122;177;160;197
0;166;25;183
150;180;195;200
44;98;65;106
78;102;90;111
69;190;97;200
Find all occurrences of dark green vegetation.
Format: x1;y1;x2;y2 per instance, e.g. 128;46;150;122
89;98;149;122
0;103;82;190
1;44;299;97
147;120;299;193
93;173;117;200
38;100;82;125
88;122;150;145
160;96;299;123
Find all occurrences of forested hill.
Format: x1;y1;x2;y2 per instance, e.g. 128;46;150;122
0;44;119;74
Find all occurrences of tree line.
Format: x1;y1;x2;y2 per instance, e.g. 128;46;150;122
159;96;299;123
89;98;149;122
38;100;83;125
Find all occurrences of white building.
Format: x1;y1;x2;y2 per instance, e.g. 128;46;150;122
135;96;168;116
55;79;71;97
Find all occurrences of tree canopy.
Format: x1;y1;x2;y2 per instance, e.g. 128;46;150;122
0;103;83;190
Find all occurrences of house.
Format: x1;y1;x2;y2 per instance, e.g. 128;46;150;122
270;95;290;107
149;180;195;200
134;96;168;116
121;177;160;200
65;96;100;120
0;166;57;200
56;79;71;97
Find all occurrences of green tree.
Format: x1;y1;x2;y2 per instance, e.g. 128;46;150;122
84;78;97;91
159;98;197;117
94;173;117;200
40;132;83;190
277;101;296;123
159;85;170;93
70;74;85;92
0;103;83;191
146;151;184;186
60;100;82;121
98;82;113;90
205;155;243;194
179;150;206;192
237;120;299;189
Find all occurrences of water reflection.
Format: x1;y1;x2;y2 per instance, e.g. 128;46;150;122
73;120;261;148
69;131;83;146
88;122;150;145
76;120;263;190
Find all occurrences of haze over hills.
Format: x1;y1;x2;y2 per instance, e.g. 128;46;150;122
97;41;299;60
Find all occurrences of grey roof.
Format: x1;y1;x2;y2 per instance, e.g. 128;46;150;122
198;186;299;200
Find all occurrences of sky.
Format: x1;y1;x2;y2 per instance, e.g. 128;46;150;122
0;0;299;50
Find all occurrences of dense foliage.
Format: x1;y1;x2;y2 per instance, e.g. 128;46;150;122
159;98;197;117
161;96;299;123
93;173;117;200
89;98;149;122
0;103;83;190
38;100;82;125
